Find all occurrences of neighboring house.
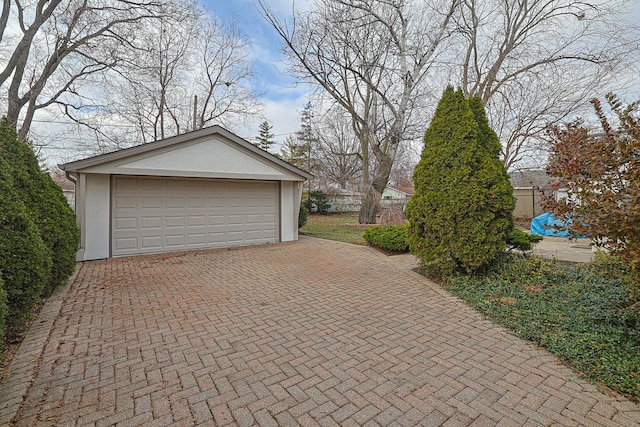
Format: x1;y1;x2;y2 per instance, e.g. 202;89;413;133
61;126;312;261
381;185;415;209
51;169;76;209
509;169;554;220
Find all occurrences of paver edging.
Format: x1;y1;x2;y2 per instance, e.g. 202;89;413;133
0;263;81;426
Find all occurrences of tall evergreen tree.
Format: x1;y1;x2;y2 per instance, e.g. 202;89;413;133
406;87;514;276
295;102;316;169
256;120;275;152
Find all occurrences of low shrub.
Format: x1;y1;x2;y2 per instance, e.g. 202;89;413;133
364;223;409;252
506;228;543;251
298;204;309;228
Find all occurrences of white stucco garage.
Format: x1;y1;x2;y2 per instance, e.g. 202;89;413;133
61;126;312;261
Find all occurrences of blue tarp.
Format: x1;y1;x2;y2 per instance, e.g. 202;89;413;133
530;213;585;238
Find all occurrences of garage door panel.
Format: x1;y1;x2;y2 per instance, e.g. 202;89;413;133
141;217;162;229
115;196;138;209
165;216;185;228
115;177;139;190
165;197;184;208
188;234;206;245
165;178;185;191
187;215;206;227
112;176;279;256
165;235;185;247
227;214;244;225
115;237;138;251
209;196;226;208
188;197;206;208
227;231;245;243
208;231;226;243
228;198;245;208
115;217;138;230
142;197;162;208
141;236;162;249
208;214;226;226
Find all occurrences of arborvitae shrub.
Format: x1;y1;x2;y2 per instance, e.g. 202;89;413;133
0;158;51;337
406;87;515;276
0;119;79;295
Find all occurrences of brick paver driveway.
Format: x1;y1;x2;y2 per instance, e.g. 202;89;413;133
4;237;640;426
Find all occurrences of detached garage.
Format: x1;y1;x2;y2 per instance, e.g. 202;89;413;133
61;126;312;261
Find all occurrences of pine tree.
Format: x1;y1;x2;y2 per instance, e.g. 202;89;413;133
296;102;317;172
406;87;514;276
256;120;275;152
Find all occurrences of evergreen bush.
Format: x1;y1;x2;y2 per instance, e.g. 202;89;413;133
298;203;309;228
507;229;543;252
406;87;515;276
303;190;332;215
0;157;51;337
0;119;79;295
363;224;409;252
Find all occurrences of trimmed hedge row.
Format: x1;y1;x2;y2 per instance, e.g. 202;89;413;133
364;224;542;255
364;224;409;252
0;118;79;348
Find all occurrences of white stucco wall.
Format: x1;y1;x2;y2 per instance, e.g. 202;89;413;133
280;181;297;242
77;173;110;261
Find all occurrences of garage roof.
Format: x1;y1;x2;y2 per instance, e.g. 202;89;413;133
60;125;313;182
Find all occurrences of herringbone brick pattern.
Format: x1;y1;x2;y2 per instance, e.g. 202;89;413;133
10;237;640;426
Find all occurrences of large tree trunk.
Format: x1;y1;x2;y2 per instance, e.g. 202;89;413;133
358;148;395;224
359;187;379;224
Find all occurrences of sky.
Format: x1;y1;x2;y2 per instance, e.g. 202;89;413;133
202;0;314;152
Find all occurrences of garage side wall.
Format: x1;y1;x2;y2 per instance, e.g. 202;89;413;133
280;181;298;242
77;173;111;261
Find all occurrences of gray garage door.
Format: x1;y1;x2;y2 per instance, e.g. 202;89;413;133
112;176;279;257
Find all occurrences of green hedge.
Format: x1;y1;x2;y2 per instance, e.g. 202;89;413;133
0;119;79;295
0;158;51;338
364;224;409;252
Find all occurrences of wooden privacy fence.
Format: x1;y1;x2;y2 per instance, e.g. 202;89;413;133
513;187;549;220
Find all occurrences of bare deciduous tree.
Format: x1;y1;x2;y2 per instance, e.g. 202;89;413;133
93;4;259;148
257;0;459;223
0;0;165;142
454;0;637;170
313;106;362;190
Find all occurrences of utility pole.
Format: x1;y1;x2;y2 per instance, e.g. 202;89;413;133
192;95;198;131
